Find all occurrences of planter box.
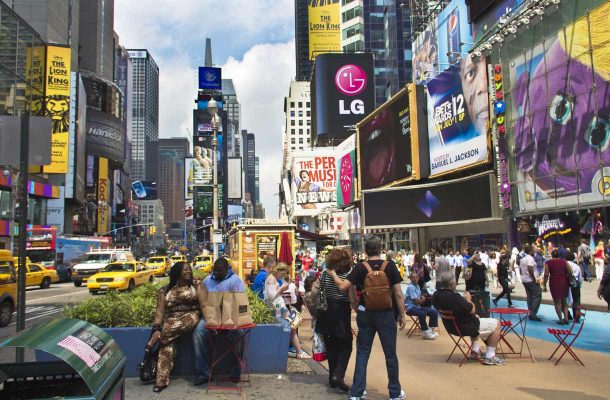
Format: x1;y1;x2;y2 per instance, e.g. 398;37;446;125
36;320;290;378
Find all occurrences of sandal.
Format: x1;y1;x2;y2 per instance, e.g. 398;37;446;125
296;351;311;359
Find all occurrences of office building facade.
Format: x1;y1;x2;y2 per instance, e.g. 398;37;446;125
222;79;241;157
295;0;311;81
78;0;115;81
128;49;159;182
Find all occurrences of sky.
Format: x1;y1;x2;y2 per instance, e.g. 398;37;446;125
115;0;296;218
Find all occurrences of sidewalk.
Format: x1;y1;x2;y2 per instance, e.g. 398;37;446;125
125;359;344;399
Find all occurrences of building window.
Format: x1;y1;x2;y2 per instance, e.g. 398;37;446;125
291;138;295;144
291;129;296;134
299;120;303;126
307;120;311;126
298;102;303;108
290;101;295;108
299;138;303;144
306;102;310;108
306;110;311;117
299;129;303;135
298;111;303;117
290;111;295;117
291;120;295;126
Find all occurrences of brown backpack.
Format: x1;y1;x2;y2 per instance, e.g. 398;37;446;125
362;261;392;310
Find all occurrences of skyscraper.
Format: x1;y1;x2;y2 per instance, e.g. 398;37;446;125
128;49;159;182
11;0;80;71
282;81;311;171
222;79;241;157
158;137;190;228
78;0;115;81
242;130;256;204
294;0;311;81
254;156;260;205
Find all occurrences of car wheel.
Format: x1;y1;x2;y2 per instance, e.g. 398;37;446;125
0;300;13;327
89;290;98;295
149;276;154;283
40;277;51;289
74;280;82;287
128;279;135;291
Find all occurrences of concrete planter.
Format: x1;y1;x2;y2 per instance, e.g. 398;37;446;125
36;320;290;378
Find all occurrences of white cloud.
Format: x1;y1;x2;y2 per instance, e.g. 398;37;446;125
222;41;296;218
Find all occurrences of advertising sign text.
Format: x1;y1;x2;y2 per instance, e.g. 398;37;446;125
308;0;341;60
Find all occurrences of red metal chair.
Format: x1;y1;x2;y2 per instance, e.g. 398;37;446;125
437;309;478;367
405;311;422;338
547;308;587;366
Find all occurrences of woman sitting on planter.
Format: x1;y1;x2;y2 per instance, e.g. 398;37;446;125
264;262;311;359
148;261;203;392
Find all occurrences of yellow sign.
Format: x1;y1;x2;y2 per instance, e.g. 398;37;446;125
97;157;109;235
25;46;45;115
308;0;341;60
43;45;71;174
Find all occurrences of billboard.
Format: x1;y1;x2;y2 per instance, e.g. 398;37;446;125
427;54;490;177
510;1;610;212
227;157;242;199
412;23;437;84
195;186;213;219
471;0;525;42
227;205;242;224
308;0;341;60
312;53;375;143
85;109;126;164
357;84;430;191
335;134;356;207
43;45;72;173
198;67;222;90
291;148;337;216
185;199;194;221
363;173;494;228
185;157;211;199
97;157;109;235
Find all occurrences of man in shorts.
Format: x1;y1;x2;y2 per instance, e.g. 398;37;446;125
432;271;506;366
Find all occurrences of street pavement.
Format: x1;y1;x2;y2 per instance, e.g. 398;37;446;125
0;282;90;363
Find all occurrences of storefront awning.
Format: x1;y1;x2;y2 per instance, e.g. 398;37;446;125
295;227;334;242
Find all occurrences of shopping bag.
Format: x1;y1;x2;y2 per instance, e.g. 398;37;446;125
221;292;237;327
204;292;223;328
312;331;327;361
232;292;254;327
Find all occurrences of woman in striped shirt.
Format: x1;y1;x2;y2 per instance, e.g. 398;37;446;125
315;248;354;392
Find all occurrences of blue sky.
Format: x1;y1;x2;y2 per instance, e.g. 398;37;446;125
115;0;297;217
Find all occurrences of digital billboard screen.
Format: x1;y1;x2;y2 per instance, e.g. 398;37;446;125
363;173;494;227
312;53;375;144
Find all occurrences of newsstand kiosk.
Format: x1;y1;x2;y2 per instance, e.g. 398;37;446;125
0;318;126;399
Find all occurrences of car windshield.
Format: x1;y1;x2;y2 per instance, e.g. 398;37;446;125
195;256;209;261
84;254;111;263
149;257;164;262
102;263;134;272
0;261;12;274
171;256;182;260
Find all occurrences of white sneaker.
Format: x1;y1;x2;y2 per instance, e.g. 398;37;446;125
390;390;406;400
349;390;367;399
422;331;436;340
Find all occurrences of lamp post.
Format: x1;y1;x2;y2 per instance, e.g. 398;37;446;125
208;98;220;262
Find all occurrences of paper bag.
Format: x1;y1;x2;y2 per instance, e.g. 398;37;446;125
220;292;253;328
233;292;253;327
204;292;223;328
221;292;237;327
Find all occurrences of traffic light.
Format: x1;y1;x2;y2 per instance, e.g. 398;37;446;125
149;226;156;235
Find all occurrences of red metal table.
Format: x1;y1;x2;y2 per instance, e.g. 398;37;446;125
489;308;534;363
206;324;256;395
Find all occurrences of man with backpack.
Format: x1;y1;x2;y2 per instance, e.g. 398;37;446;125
329;236;406;400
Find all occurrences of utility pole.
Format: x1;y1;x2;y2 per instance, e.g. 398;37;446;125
16;114;29;362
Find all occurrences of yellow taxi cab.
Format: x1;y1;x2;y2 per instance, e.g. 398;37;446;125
193;254;213;273
87;261;155;294
0;250;16;327
146;256;170;277
169;255;187;266
3;256;59;289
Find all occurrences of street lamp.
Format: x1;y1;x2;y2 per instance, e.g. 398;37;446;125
208;98;220;262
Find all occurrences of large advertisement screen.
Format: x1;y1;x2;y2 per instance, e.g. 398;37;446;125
427;54;490;177
43;45;71;173
308;0;341;60
227;157;242;199
97;157;109;235
509;1;610;212
335;134;356;207
312;53;375;143
291;149;337;216
86;109;126;164
358;88;413;190
363;173;494;228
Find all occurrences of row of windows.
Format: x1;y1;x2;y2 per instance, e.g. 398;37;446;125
290;129;309;136
289;110;311;118
289;101;310;108
290;119;311;126
290;137;310;145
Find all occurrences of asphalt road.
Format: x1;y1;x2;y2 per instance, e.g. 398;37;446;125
0;281;90;362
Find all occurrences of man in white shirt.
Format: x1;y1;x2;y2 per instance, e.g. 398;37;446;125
479;248;490;268
520;244;542;321
447;250;456;271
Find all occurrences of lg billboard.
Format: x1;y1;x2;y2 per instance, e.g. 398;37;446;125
312;53;375;145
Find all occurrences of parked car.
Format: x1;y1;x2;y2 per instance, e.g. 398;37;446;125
87;261;155;294
0;250;16;327
169;255;187;266
0;257;59;289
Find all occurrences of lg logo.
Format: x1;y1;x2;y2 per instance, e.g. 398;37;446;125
335;64;367;115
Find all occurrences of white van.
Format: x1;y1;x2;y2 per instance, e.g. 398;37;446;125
71;247;134;287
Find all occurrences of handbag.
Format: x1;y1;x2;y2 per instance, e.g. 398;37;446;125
507;280;515;290
286;308;302;329
463;266;473;281
137;334;159;383
310;272;328;317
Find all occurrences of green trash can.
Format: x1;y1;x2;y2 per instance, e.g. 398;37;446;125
0;318;126;399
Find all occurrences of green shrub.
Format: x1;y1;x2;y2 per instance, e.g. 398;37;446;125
64;281;276;327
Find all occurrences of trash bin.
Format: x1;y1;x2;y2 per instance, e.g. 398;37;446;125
0;318;126;399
